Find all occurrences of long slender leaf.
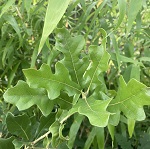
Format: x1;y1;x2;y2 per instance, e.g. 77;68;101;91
38;0;70;54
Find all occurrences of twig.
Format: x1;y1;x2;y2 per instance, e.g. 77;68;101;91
31;130;51;146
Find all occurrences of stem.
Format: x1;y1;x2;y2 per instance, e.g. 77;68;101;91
32;130;51;146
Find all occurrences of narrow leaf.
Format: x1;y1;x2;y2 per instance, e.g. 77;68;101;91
0;0;15;18
128;119;135;138
127;0;143;34
116;0;126;29
83;127;97;149
38;0;70;54
68;115;84;148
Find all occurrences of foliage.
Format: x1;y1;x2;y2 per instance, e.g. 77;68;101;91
0;0;150;148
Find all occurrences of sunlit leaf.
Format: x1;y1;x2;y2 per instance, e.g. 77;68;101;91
83;45;110;91
38;0;70;54
23;62;81;99
55;28;89;85
71;96;111;127
4;81;53;116
108;76;150;126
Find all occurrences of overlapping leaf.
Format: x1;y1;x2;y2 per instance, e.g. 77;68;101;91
55;28;89;85
6;113;31;140
108;76;150;126
69;96;111;127
4;81;53;116
23;62;81;99
83;45;110;91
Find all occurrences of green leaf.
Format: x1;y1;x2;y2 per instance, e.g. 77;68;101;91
83;127;97;149
128;118;135;138
38;0;70;54
3;14;22;47
55;92;73;110
127;0;143;34
23;0;32;20
0;137;15;149
3;81;53;116
0;0;15;18
96;127;104;149
36;113;56;138
55;28;89;85
6;113;31;140
116;0;126;29
108;76;150;126
83;45;110;91
68;115;84;149
23;62;81;99
71;96;111;127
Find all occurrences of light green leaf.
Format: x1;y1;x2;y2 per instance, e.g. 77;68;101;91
108;76;150;126
83;45;110;91
116;0;126;29
6;113;31;140
55;28;89;84
127;0;143;34
71;96;111;127
38;0;70;54
0;0;15;18
128;119;135;138
23;62;81;99
3;81;53;116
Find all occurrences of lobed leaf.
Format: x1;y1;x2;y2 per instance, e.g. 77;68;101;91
23;62;81;99
55;28;89;85
71;96;111;127
4;81;53;116
108;76;150;126
83;45;110;91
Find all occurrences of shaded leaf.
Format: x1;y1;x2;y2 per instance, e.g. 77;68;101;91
0;137;15;149
23;62;81;99
68;115;84;149
4;81;53;116
6;113;31;140
36;113;56;138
